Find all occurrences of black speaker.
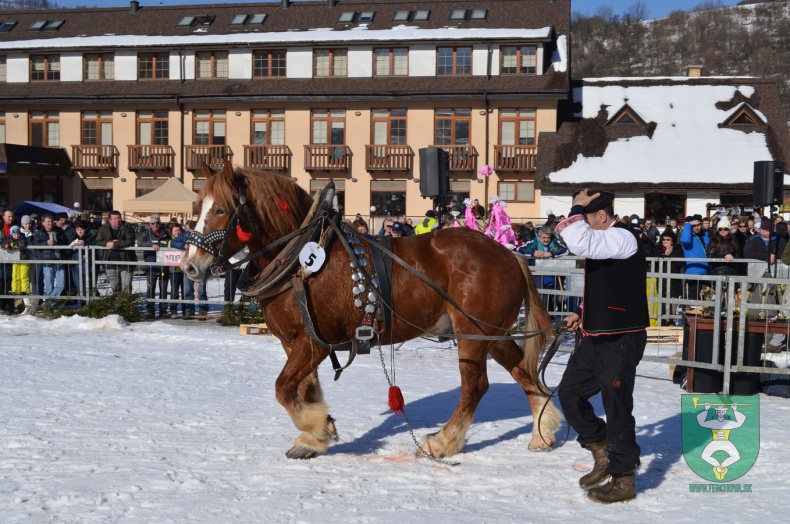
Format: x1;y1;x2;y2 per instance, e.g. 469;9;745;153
419;147;450;198
753;160;785;206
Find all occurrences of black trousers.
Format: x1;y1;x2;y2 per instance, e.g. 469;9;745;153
558;330;647;475
145;266;170;314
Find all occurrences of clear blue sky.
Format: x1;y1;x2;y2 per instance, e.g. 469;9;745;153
54;1;744;20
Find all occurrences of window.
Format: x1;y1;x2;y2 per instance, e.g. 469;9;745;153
374;48;408;76
82;178;113;213
338;12;355;23
501;45;537;75
607;105;646;126
249;14;266;25
44;20;64;31
136;178;165;198
311;109;346;146
645;193;686;226
252;109;285;145
0;21;17;32
34;177;62;203
0;55;6;82
29;20;46;31
370;180;406;217
194;110;226;145
81;111;113;146
177;16;195;27
358;12;375;22
196;51;229;79
372;109;406;145
499;108;536;146
393;11;409;22
722;105;764;127
437;47;472;76
138;52;169;80
137;110;169;145
30;111;59;146
314;49;347;77
230;15;248;25
435;108;470;145
498;181;535;203
30;55;60;82
470;9;487;20
253;49;286;78
84;53;115;81
413;10;430;21
450;10;466;20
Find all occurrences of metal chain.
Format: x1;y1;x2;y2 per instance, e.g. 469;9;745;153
376;343;460;467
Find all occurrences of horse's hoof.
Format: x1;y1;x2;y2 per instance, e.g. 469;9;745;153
528;436;555;452
286;446;320;460
326;415;339;442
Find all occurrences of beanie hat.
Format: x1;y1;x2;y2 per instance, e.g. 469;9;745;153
717;218;730;230
10;225;21;235
425;210;437;218
21;215;31;225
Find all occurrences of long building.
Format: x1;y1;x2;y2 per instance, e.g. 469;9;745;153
0;0;571;222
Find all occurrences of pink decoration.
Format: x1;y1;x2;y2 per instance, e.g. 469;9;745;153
464;205;480;231
478;164;494;177
486;202;516;246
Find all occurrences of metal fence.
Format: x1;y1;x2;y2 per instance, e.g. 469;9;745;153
3;247;790;394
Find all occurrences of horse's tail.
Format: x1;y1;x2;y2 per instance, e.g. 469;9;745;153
516;256;552;384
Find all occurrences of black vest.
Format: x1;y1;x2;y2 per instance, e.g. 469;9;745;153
582;222;649;335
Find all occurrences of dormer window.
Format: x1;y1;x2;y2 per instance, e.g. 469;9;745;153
413;10;430;21
393;11;409;22
28;20;46;31
249;14;267;25
720;103;766;128
0;21;17;32
177;16;195;27
607;104;647;126
44;20;64;30
230;15;248;25
358;12;375;22
338;12;355;23
196;15;215;26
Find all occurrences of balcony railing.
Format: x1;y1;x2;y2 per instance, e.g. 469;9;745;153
430;144;477;171
365;144;413;171
71;145;118;171
127;144;175;171
184;145;233;171
304;144;351;171
243;144;291;171
494;145;538;171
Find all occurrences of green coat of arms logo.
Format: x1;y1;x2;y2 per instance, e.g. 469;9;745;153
681;394;760;482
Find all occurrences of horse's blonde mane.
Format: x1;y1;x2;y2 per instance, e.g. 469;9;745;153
198;166;311;240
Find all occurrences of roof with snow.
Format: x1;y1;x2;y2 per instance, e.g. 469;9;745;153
536;77;790;191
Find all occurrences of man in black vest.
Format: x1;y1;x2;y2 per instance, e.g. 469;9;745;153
553;189;649;504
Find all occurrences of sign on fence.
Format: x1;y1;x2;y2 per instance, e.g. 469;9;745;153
162;250;183;267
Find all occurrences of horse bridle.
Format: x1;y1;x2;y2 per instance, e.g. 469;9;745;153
186;177;261;277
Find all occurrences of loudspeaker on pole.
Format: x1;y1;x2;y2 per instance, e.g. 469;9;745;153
419;147;450;198
753;160;785;206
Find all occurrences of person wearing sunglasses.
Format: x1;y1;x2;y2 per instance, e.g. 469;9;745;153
137;214;171;319
652;230;684;325
707;217;742;276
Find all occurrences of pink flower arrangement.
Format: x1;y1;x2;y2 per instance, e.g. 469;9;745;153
478;164;494;177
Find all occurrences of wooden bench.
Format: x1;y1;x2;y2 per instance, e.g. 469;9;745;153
239;323;270;336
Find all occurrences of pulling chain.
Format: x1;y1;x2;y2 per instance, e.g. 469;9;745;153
376;343;460;467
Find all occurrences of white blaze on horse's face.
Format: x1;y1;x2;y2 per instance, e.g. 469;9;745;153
182;195;215;280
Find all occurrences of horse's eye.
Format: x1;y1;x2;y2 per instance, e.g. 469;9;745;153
215;207;225;216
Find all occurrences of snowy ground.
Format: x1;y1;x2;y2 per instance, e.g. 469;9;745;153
1;314;787;523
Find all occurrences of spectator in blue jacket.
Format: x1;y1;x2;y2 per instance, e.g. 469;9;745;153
169;221;208;319
680;214;710;301
518;226;568;318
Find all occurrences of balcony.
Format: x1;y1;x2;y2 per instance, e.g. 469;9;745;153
128;144;175;171
430;144;477;171
243;144;292;171
365;145;413;171
494;145;537;172
304;144;351;171
71;145;118;171
184;145;233;171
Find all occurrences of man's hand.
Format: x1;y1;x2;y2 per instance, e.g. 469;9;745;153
572;188;601;209
563;312;580;332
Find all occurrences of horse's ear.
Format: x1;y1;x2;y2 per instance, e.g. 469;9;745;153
221;159;235;187
201;163;213;178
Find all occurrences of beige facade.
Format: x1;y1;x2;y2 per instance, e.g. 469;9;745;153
0;1;571;223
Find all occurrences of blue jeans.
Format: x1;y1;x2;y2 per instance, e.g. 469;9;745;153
183;274;208;315
42;264;65;297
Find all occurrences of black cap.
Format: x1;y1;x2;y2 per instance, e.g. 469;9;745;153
425;210;437;218
691;214;704;223
573;188;614;214
391;222;404;234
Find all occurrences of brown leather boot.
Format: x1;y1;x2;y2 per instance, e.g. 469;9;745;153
579;441;610;489
587;472;636;504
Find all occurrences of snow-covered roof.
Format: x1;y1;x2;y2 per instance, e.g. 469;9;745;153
0;26;553;51
541;79;790;188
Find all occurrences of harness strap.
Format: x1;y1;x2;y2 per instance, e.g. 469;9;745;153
370;235;393;338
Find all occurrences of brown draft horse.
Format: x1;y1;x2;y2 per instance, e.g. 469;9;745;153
182;162;562;459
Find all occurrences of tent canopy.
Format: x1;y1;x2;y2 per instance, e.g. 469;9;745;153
13;201;82;218
123;177;197;216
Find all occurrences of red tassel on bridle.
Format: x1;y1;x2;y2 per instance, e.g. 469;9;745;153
388;385;405;414
236;224;253;243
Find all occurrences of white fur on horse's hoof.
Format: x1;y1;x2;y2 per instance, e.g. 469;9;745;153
326;415;339;442
420;433;447;458
286;446;321;459
528;437;555;452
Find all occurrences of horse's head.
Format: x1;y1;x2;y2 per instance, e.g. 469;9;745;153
181;160;311;281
